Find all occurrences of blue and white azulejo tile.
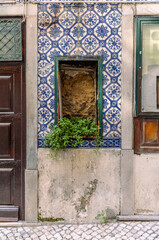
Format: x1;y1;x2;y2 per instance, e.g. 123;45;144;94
38;2;122;148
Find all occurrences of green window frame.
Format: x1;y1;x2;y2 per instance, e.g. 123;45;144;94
55;56;103;137
135;17;159;153
136;17;159;115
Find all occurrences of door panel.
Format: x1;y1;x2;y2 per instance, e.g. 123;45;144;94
0;168;14;204
0;75;13;112
0;123;12;158
0;64;25;220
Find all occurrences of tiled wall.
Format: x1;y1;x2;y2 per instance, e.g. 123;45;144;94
38;3;122;148
34;0;159;3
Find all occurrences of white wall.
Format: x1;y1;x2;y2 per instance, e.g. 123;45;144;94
134;154;159;215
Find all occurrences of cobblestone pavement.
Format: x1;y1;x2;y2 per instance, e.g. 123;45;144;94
0;221;159;240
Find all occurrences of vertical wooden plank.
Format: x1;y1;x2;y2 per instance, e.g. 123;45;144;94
145;120;158;143
0;168;14;204
0;75;13;112
134;117;141;154
157;77;159;109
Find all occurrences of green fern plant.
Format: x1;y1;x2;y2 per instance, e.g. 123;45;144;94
43;117;102;151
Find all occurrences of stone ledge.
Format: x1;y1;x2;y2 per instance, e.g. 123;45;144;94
117;215;159;221
0;221;41;227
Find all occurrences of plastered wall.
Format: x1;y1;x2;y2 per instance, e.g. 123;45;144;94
38;148;120;222
134;154;159;215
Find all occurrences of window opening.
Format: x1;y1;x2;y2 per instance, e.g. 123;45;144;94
141;23;159;112
59;60;98;121
0;18;22;61
55;56;103;137
135;17;159;153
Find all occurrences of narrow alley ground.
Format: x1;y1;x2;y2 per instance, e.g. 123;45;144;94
0;221;159;239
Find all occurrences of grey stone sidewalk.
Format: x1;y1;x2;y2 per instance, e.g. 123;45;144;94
0;221;159;240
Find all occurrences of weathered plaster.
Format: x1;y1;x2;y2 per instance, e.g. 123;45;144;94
120;4;134;215
38;148;121;223
25;170;38;223
26;4;38;170
136;4;159;15
121;4;134;150
134;154;159;215
121;3;159;218
121;150;134;215
26;3;38;222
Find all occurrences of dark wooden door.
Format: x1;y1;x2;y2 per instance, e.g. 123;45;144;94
0;64;25;221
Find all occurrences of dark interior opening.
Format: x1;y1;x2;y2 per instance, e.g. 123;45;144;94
59;60;98;122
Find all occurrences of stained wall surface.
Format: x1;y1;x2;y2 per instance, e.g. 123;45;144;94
134;154;159;215
38;148;120;222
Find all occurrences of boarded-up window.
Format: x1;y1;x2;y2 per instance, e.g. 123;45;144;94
59;60;98;122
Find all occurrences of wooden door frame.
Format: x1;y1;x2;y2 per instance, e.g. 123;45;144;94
0;4;38;222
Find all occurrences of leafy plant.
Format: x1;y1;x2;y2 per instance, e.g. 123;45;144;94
96;209;107;224
43;117;102;151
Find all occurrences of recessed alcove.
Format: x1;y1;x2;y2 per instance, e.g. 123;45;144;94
59;60;98;121
55;56;103;135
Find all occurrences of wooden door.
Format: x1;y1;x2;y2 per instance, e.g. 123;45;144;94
0;64;25;221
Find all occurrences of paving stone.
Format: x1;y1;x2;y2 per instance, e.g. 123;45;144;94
75;229;83;235
69;226;75;231
71;233;80;239
151;233;158;238
100;231;107;237
85;235;92;240
54;232;62;240
92;231;98;237
66;229;71;234
87;229;93;235
126;225;132;230
121;236;128;240
92;226;98;231
126;232;133;237
39;235;47;240
0;221;158;240
129;237;135;240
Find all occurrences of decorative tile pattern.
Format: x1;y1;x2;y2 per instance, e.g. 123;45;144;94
38;3;122;148
34;0;159;3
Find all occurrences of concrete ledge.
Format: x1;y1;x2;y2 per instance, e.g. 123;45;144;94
0;222;41;227
117;215;159;221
